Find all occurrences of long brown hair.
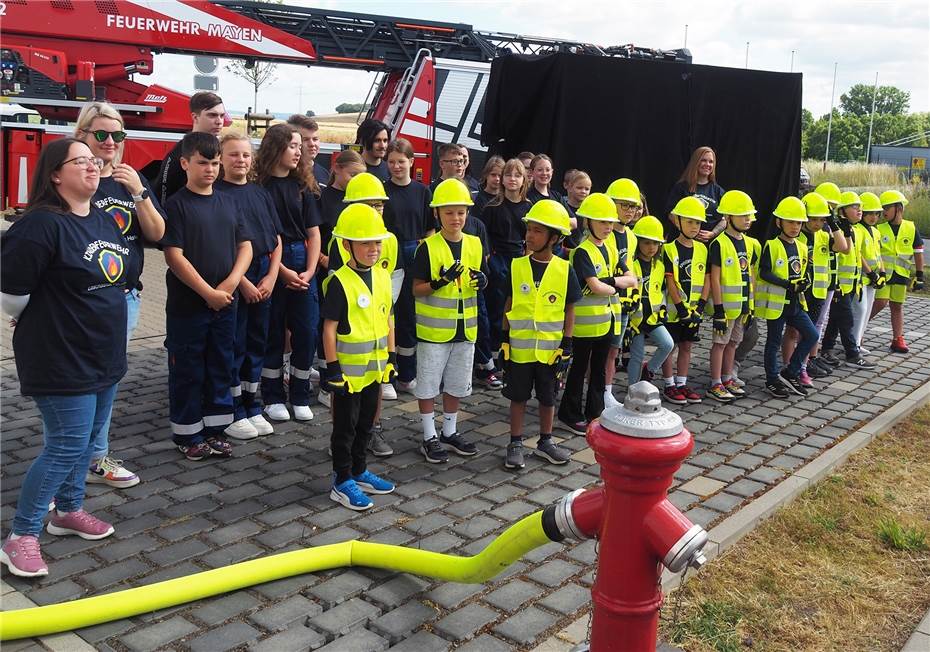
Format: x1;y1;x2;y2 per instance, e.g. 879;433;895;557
254;123;319;195
479;155;505;190
487;158;528;207
678;146;717;193
27;138;88;215
327;149;365;187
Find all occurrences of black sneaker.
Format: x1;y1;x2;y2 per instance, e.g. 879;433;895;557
806;359;830;378
420;437;449;463
845;356;876;371
778;370;807;396
439;432;477;456
367;424;394;457
558;418;588;436
765;381;791;399
820;351;842;367
504;441;525;469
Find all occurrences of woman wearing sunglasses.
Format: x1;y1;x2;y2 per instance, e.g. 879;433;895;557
73;101;166;489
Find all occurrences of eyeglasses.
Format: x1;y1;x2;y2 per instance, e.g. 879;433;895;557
90;129;127;143
441;158;465;166
617;201;639;211
59;156;105;170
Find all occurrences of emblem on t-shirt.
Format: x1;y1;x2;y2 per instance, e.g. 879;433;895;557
104;204;132;235
98;249;124;283
790;258;802;275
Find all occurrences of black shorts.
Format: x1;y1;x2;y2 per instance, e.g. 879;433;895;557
665;321;700;343
502;361;558;406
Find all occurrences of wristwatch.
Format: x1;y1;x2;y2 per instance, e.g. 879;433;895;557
131;188;150;202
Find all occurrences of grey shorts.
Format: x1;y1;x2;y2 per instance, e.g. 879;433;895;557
711;318;745;345
414;341;475;399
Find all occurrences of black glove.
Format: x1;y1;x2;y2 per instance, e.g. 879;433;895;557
429;261;465;290
321;361;349;397
914;271;925;291
826;214;840;232
792;277;811;295
469;268;488;290
874;271;887;288
382;351;397;384
554;335;573;377
695;298;707;316
867;270;879;286
712;304;727;337
674;302;691;321
839;219;853;237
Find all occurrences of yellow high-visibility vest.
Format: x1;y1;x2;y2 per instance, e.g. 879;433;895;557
877;220;916;279
629;256;665;331
663;241;707;322
414;232;482;342
755;237;809;320
507;256;569;364
334;265;391;393
570;239;620;338
798;230;830;299
711;233;750;320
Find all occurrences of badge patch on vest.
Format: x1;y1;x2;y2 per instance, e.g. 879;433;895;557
594;263;602;274
358;294;371;308
725;257;734;266
776;258;784;267
520;283;531;294
548;294;557;303
821;245;829;254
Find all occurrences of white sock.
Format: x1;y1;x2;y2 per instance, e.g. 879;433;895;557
442;412;457;437
664;377;675;387
421;413;437;441
722;374;732;383
9;533;21;540
676;376;688;387
712;377;722;386
483;359;495;371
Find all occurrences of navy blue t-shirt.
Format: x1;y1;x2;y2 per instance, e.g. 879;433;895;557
527;186;563;205
162;187;250;315
366;159;390;182
215;180;282;258
384;179;433;242
262;176;321;244
92;175;163;290
480;198;531;257
320;184;347;252
1;207;130;395
313;161;329;188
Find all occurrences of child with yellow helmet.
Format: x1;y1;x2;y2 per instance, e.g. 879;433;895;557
851;192;886;351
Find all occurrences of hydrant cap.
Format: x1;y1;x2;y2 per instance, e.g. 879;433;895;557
599;381;684;438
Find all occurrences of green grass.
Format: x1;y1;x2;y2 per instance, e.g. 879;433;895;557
877;517;928;552
669;601;745;652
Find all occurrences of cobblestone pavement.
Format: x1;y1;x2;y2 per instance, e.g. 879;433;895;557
2;258;929;651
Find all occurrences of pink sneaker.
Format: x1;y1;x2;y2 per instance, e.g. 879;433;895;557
798;370;814;388
46;510;114;540
1;536;49;577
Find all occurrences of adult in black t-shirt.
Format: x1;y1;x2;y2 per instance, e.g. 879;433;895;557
526;155;563;205
665;147;725;242
357;118;390;182
1;138;128;572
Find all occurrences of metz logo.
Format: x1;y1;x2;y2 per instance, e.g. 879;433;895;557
145;94;168;104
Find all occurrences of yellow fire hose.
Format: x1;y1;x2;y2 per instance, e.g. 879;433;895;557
1;510;554;640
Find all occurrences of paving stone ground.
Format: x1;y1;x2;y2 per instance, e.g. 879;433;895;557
2;258;930;651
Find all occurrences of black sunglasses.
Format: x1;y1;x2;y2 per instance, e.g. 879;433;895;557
90;129;127;143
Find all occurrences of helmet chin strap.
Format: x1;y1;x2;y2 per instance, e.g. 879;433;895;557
730;219;751;233
348;241;373;271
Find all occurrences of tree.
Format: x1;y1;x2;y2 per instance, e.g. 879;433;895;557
305;110;315;117
335;102;370;114
225;59;277;113
840;83;910;117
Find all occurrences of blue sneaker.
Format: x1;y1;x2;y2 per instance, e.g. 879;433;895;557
330;478;373;511
352;470;395;495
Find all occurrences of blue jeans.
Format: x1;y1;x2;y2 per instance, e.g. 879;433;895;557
628;325;675;384
262;241;318;406
474;289;493;367
486;253;513;352
234;256;272;420
396;240;419;382
765;301;819;382
12;384;118;536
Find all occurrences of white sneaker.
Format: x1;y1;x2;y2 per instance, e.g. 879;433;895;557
397;379;417;394
248;414;275;436
730;372;746;389
225;418;259;440
859;346;871;355
310;367;320;384
317;388;332;408
292;404;314;421
381;383;398;400
604;388;621;409
264;403;290;421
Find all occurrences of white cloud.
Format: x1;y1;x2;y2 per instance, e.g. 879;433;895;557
143;0;928;117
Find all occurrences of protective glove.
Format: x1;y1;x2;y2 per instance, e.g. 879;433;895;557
550;335;573;376
687;307;703;328
321;361;349;397
674;302;691;321
655;305;668;323
875;271;887;289
499;331;510;362
792;277;811;295
914;271;925;291
866;270;879;286
839;219;853;237
695;298;708;316
712;304;727;337
468;268;488;290
381;352;397;384
826;214;840;232
429;261;465;290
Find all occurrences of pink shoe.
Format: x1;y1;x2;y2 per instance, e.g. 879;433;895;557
1;536;49;577
798;370;814;388
46;510;114;540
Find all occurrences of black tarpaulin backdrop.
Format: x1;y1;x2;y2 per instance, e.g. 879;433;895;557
482;53;802;237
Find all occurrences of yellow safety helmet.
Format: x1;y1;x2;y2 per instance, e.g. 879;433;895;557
879;189;909;207
523;199;572;235
836;191;860;209
343;172;389;203
429;178;474;207
576;192;619;222
632;215;664;242
859;191;883;213
717;190;757;216
332;204;391;241
671;196;707;222
772;196;808;222
605;178;642;205
802;192;831;218
814;182;842;205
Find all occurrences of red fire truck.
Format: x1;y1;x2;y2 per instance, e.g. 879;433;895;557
1;0;689;210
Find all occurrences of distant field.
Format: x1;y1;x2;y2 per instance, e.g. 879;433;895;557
228;112;361;144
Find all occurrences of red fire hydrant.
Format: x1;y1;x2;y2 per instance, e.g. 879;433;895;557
545;381;707;651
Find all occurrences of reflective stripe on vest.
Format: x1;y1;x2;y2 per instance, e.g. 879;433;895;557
334;265;391;393
506;256;569;364
713;233;749;320
854;223;881;285
630;256;666;331
414;233;482;342
663;241;708;323
834;223;860;295
755;238;808;320
877;221;916;279
570;239;619;338
799;230;830;299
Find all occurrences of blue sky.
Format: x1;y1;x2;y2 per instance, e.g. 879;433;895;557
148;0;928;118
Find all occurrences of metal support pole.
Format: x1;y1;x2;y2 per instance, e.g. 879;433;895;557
866;72;879;163
824;62;838;172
